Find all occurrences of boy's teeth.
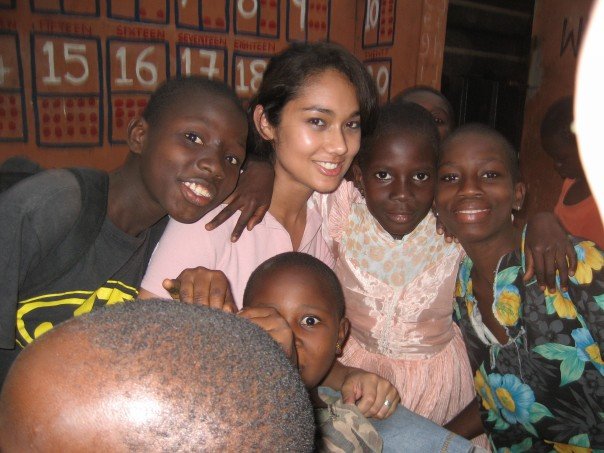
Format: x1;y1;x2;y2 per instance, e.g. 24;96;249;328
184;182;210;198
317;162;338;170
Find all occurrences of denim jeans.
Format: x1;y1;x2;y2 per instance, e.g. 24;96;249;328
318;387;477;453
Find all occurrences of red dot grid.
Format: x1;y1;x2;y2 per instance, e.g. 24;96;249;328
0;93;22;138
112;96;149;139
38;95;100;143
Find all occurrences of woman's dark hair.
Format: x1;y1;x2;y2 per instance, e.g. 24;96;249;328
248;42;379;160
357;101;440;168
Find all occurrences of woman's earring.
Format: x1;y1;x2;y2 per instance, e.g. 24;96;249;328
335;342;342;355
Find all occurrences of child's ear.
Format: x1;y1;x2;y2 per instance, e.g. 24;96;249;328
337;317;350;352
253;105;275;141
352;163;365;197
127;118;148;156
513;181;527;211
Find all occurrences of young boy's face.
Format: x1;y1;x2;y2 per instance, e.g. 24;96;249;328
436;132;525;244
355;131;436;239
134;92;248;224
245;266;348;389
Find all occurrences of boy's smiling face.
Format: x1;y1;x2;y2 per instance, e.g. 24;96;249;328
132;92;247;224
245;266;348;389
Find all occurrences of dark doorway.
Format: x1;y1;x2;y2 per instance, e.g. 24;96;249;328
441;0;535;149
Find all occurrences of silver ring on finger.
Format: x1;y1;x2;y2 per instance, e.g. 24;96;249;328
383;399;391;408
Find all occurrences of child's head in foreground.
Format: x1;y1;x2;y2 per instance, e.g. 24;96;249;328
354;101;440;240
435;123;525;246
129;76;248;224
540;96;584;180
0;300;314;452
243;252;349;389
393;85;455;140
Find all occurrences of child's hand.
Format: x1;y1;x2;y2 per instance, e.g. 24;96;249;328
524;212;577;292
205;159;274;242
238;307;297;367
341;367;400;420
162;267;237;313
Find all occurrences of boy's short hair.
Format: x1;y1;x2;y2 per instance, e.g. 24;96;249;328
0;300;314;452
357;101;440;168
243;252;345;319
442;123;521;183
143;76;245;128
393;85;455;125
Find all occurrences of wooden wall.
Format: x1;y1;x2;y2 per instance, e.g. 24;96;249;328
519;0;593;217
0;0;448;171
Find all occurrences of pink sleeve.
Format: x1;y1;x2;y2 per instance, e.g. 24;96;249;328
327;180;359;243
139;206;227;297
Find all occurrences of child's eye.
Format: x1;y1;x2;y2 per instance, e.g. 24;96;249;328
346;120;361;130
482;171;499;179
184;132;204;145
432;115;445;125
301;316;321;327
375;171;392;181
308;118;326;127
225;155;241;166
413;172;430;182
440;173;458;182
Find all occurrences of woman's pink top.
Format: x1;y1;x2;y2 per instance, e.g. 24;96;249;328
140;200;334;308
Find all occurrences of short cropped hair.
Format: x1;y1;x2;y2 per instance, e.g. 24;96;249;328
393;85;455;126
249;42;379;160
442;123;520;183
243;252;345;319
357;101;440;168
143;76;245;128
0;300;314;452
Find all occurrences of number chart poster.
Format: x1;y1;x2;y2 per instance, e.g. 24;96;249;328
0;0;447;170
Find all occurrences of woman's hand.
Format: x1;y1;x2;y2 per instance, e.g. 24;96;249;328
524;212;577;292
205;159;274;242
161;266;237;313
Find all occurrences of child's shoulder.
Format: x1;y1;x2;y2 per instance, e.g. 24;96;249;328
0;168;81;216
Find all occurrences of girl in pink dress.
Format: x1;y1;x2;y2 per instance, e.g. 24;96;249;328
319;101;485;444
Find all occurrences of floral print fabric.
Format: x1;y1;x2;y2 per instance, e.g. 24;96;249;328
454;233;604;452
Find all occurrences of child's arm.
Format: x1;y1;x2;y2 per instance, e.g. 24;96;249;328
139;267;237;313
523;212;577;292
238;307;297;367
205;156;274;242
321;361;400;420
443;399;485;439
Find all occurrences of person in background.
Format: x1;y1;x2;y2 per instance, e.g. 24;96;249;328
393;85;455;140
541;96;604;248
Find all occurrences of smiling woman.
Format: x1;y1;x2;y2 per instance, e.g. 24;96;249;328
435;124;604;451
139;41;378;306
